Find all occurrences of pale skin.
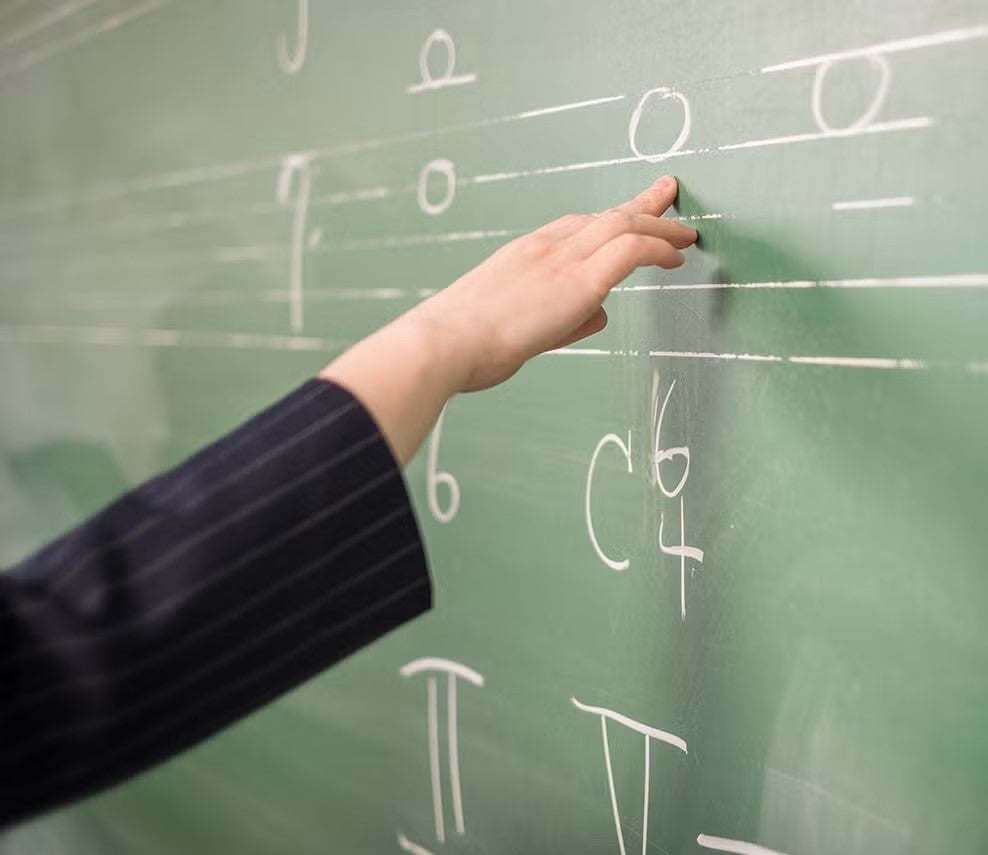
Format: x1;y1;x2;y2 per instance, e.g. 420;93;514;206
320;176;698;465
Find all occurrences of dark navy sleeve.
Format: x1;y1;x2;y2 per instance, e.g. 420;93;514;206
0;378;432;829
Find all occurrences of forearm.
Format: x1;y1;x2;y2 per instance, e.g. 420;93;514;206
0;380;431;828
319;314;466;467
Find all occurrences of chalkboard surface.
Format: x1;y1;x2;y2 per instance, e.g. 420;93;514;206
2;1;987;853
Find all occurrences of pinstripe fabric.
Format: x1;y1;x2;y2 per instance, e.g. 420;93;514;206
0;379;432;829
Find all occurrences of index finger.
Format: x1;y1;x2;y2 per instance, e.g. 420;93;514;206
615;176;679;217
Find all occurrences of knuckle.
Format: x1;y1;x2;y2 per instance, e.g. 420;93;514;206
521;232;551;254
604;209;635;230
622;233;649;252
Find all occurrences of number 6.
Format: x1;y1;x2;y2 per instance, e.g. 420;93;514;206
427;405;460;523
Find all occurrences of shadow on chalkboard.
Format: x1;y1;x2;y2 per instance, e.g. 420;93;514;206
8;441;131;524
677;181;828;279
674;182;853;348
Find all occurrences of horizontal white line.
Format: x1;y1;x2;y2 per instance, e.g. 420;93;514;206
465;156;638;185
212;245;281;263
516;94;626;119
616;273;988;291
324;229;517;252
788;355;928;369
0;92;625;217
406;73;477;93
289;287;405;301
19;272;988;300
2;325;985;374
27;288;410;308
719;117;933;151
0;0;166;82
0;325;342;353
0;0;104;51
545;347;639;356
0;230;515;269
697;834;792;855
649;349;784;362
832;196;915;210
0;183;393;240
311;185;394;206
644;349;988;373
0;109;930;228
400;658;485;686
570;697;688;753
466;150;697;185
762;24;988;72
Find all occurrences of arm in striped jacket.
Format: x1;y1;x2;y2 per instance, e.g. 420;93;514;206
0;379;431;829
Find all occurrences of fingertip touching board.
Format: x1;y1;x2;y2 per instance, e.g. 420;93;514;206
1;1;987;853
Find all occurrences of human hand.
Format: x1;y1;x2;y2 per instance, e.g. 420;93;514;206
406;176;697;393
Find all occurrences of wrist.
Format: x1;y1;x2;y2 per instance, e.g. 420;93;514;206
398;305;473;397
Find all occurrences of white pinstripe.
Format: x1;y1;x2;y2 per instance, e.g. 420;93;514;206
4;462;396;664
8;504;410;709
46;400;364;597
6;575;429;792
147;381;335;503
19;384;340;603
1;541;422;765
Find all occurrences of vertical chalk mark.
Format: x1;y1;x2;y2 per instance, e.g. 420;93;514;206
601;717;628;855
427;676;445;843
679;498;687;620
276;0;308;73
658;497;704;621
447;674;465;835
276;154;313;333
641;735;650;855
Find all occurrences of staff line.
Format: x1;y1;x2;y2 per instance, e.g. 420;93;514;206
0;0;106;53
762;23;988;73
0;113;934;246
832;196;915;210
0;14;966;220
1;324;986;374
10;273;988;309
0;93;629;219
0;0;168;83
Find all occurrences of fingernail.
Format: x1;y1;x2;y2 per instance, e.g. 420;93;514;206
657;175;676;191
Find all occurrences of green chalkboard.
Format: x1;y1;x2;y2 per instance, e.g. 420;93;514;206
2;1;988;853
